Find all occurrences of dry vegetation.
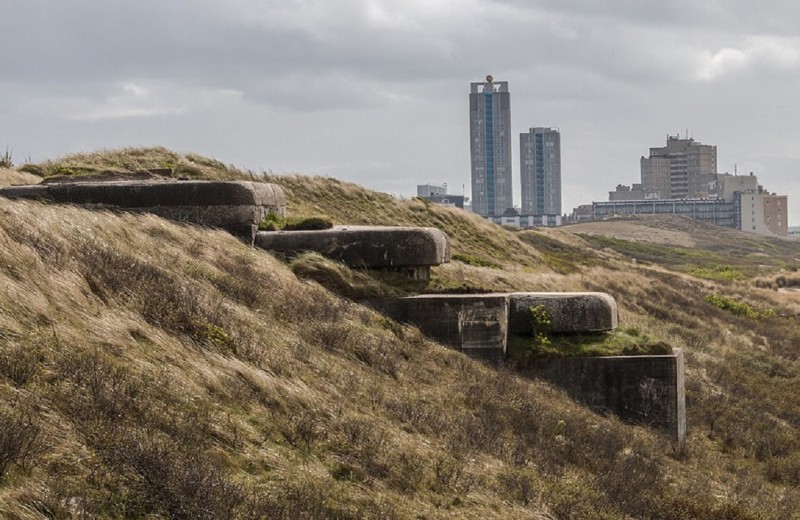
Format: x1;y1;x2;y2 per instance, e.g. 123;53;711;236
0;168;41;188
1;148;800;518
16;146;251;182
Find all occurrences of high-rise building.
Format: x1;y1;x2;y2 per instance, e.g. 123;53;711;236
641;135;717;199
469;75;512;217
520;127;561;215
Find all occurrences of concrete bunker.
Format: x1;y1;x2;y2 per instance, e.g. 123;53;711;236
256;225;450;280
0;179;285;243
371;292;684;444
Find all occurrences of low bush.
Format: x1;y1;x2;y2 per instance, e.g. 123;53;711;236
690;263;746;281
100;430;244;519
0;342;41;387
0;404;42;479
258;212;333;231
704;293;774;318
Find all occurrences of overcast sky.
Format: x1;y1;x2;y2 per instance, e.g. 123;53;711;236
3;1;800;224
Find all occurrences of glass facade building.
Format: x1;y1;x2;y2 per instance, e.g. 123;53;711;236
470;75;512;217
520;127;561;216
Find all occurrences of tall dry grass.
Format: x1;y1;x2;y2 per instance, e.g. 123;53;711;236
1;148;799;518
0;168;41;187
0;198;654;518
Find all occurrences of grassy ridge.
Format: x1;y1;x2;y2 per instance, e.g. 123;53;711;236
1;148;800;518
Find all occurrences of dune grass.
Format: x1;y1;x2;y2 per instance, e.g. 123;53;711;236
1;149;800;518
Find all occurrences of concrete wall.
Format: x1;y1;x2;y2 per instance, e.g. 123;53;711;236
368;294;508;360
529;349;685;445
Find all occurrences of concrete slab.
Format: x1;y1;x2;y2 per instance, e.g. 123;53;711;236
529;349;686;445
508;292;618;333
0;180;285;242
256;226;450;279
368;294;508;361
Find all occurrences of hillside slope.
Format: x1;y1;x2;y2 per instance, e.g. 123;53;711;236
1;149;799;519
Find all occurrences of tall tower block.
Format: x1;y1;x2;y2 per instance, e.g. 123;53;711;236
470;75;512;217
520;127;561;216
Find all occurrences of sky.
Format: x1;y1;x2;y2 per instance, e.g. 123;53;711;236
2;1;800;224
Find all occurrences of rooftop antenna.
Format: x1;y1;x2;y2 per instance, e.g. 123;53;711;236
735;163;738;176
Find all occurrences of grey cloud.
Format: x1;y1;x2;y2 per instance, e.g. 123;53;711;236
496;0;799;34
3;0;800;224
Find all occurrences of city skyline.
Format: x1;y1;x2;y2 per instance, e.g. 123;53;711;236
2;2;800;224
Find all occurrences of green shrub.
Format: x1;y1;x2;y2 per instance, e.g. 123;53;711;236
508;326;672;362
258;212;285;231
704;293;772;318
258;213;333;231
530;305;552;348
202;324;235;353
690;264;746;281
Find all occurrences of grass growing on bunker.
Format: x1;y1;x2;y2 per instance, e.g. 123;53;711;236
508;327;673;365
507;305;673;364
288;251;427;299
258;212;334;231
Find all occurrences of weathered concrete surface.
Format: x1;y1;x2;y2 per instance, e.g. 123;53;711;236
508;292;618;334
371;292;619;359
368;294;507;360
530;349;686;445
256;226;450;279
0;180;285;242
